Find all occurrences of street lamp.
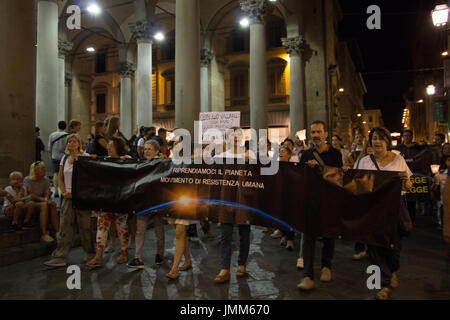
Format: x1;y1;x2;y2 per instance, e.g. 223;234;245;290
427;84;436;95
432;4;449;27
154;32;164;41
87;3;101;15
240;18;249;28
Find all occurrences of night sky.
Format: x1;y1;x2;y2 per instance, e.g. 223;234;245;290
339;0;445;132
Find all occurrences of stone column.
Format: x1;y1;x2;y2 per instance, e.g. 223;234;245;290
36;0;59;147
65;72;72;123
282;36;307;139
240;0;268;131
0;0;36;185
58;39;72;124
129;20;153;128
175;0;200;135
117;62;136;139
200;49;214;113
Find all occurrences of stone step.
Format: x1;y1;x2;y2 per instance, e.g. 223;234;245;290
0;217;10;233
0;241;56;267
0;227;42;249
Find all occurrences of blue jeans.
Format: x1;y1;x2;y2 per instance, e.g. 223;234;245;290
220;223;250;270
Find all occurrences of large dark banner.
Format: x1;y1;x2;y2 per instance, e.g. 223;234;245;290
72;158;403;248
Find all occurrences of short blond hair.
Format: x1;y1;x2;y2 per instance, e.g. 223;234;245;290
9;171;23;180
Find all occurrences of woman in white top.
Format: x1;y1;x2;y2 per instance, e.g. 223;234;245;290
44;134;95;267
357;127;412;300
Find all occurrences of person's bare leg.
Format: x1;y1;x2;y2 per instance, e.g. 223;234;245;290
169;225;186;274
23;202;34;223
53;175;59;197
179;232;192;271
13;202;24;225
39;203;48;235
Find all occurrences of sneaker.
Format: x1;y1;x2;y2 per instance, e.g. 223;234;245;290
270;229;282;239
40;234;55;243
262;227;270;233
9;223;19;232
22;221;34;229
297;277;315;290
127;258;144;269
352;251;367;261
155;254;164;265
44;258;67;267
320;267;332;282
280;236;287;246
296;257;304;269
286;240;294;251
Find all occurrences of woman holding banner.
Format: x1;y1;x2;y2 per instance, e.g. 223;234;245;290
357;127;412;300
86;137;131;268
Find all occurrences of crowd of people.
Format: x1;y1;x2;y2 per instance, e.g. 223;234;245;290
1;116;449;300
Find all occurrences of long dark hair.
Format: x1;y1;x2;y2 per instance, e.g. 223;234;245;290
110;136;128;157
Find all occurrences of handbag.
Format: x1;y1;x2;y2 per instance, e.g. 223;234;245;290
369;154;413;236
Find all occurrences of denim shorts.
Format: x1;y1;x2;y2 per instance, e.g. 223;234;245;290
51;158;61;174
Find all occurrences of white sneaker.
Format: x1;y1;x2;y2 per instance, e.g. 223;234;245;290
280;236;287;246
270;229;282;239
297;257;304;269
40;234;55;243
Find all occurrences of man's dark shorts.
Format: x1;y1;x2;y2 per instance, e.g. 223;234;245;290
51;158;61;174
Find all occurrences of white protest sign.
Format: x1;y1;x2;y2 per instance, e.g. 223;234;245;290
296;129;306;141
199;112;240;144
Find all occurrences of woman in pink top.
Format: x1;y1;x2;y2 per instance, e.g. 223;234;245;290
44;134;95;267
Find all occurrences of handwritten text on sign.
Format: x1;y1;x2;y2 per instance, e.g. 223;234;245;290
200;112;240;144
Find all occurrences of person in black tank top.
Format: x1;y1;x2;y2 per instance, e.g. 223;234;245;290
92;121;108;156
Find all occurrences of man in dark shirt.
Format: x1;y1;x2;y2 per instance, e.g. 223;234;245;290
298;120;342;291
35;127;45;162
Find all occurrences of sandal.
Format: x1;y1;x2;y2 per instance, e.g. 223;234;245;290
166;269;180;280
236;265;247;278
214;270;230;283
376;287;391;300
179;261;192;271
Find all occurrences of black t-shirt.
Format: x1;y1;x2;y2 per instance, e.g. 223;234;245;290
35;137;45;161
300;144;343;167
93;134;108;157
